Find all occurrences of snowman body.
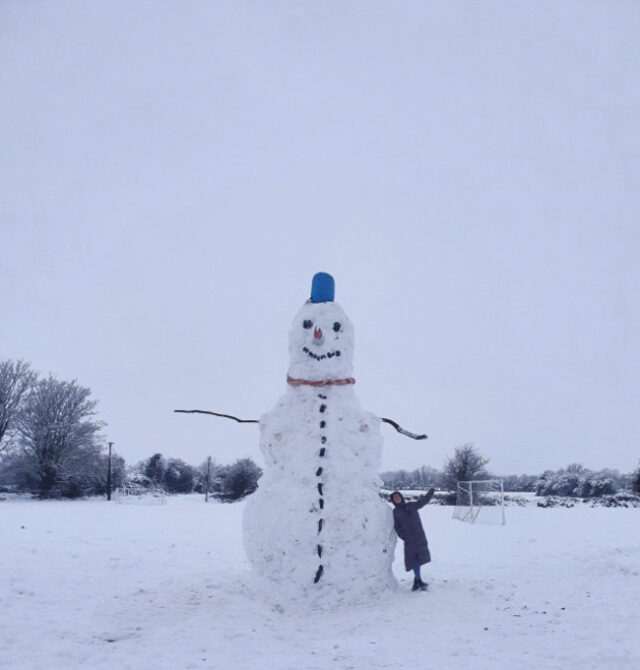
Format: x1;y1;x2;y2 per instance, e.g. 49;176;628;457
243;297;396;600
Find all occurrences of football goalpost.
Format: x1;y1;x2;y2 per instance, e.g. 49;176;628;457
452;479;505;525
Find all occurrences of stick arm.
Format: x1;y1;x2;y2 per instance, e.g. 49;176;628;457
380;417;428;440
174;409;425;439
174;409;259;424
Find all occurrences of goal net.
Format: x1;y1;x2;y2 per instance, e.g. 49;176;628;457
452;479;505;525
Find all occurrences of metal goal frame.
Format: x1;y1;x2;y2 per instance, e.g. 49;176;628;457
452;479;505;525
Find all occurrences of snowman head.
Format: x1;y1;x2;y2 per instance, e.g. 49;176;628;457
287;274;355;382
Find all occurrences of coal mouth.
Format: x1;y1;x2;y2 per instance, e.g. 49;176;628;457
302;347;342;362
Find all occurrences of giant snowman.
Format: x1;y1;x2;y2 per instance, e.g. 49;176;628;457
243;273;397;601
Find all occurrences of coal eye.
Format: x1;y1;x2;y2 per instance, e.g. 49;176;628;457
303;320;313;329
333;322;341;332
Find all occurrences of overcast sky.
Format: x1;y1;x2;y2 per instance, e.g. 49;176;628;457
1;1;639;475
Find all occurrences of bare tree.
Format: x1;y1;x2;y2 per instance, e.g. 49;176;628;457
15;375;104;497
441;443;490;492
0;359;37;452
631;462;640;495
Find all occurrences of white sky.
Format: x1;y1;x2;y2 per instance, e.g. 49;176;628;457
1;1;639;475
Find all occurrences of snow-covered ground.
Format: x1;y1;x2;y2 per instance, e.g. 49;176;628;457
1;496;638;670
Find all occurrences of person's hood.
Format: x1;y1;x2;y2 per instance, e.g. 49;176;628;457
390;491;405;506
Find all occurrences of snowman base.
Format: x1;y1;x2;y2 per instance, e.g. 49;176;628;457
243;475;398;606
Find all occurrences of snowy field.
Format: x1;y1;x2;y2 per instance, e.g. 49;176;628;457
1;496;638;670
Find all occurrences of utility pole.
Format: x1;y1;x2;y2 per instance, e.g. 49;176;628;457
205;455;212;503
107;442;113;501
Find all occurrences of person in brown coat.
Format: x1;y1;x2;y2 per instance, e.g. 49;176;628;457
391;487;435;591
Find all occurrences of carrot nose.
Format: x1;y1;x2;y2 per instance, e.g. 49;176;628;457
314;327;323;340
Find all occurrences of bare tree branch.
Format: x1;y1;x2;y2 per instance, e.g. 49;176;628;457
174;408;427;440
0;359;37;452
174;409;259;424
381;418;428;440
15;375;103;497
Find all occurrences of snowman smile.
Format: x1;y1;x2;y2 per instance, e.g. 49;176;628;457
302;347;342;362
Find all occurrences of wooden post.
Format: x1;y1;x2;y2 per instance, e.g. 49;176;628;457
205;455;212;503
107;442;113;501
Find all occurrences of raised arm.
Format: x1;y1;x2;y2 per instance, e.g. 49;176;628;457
415;487;436;509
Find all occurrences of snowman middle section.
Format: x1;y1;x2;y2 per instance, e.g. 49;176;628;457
243;383;396;597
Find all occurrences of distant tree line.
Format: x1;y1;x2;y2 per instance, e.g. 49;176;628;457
535;463;633;498
132;452;262;501
382;443;640;500
2;359;638;502
382;444;497;492
0;358;263;501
